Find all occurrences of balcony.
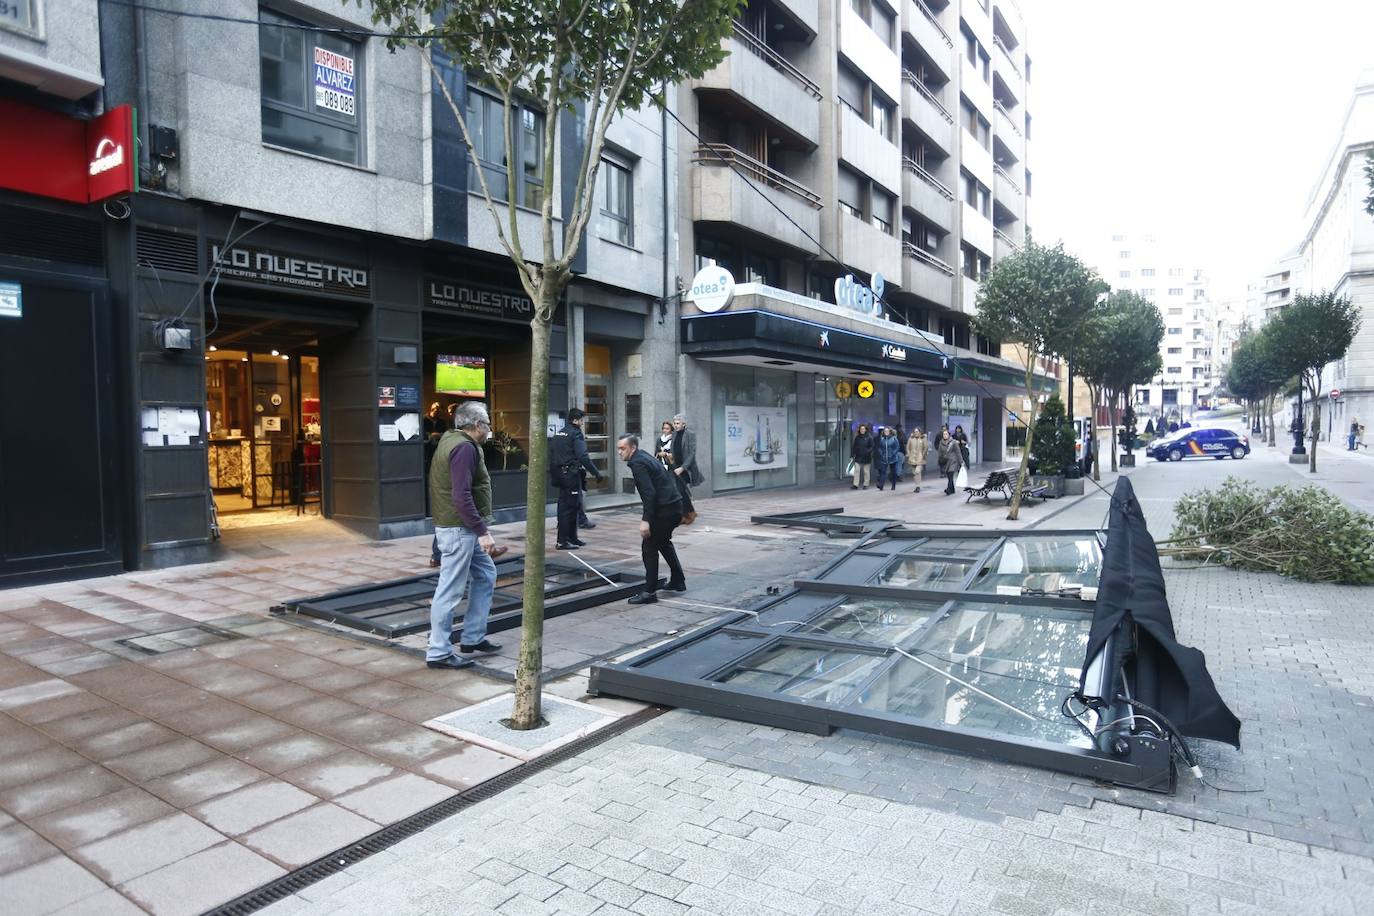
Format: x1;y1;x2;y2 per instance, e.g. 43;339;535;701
900;70;954;156
840;3;901;101
776;0;819;36
901;157;954;231
962;202;994;255
993;227;1020;262
993;165;1023;222
841;212;902;284
839;104;901;194
697;23;822;147
691;144;822;255
902;242;954;308
961;275;981;315
903;0;955;80
993;100;1023;152
992;35;1022;86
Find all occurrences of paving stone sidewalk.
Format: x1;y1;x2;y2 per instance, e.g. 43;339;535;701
263;449;1373;916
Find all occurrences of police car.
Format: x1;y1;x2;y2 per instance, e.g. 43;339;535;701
1146;427;1250;462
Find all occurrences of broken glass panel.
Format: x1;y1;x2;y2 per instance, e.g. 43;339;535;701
876;556;976;588
718;643;885;703
803;597;944;645
967;535;1103;594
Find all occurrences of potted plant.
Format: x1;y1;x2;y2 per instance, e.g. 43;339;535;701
1029;394;1079;496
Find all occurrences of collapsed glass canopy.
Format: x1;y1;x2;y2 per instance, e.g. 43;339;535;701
591;523;1178;793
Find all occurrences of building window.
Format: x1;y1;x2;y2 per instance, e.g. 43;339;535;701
466;89;546;209
1167;367;1182;374
696;234;735;276
961;170;990;217
872;188;895;235
838;165;864;219
1167;327;1182;335
1169;287;1183;296
837;62;865;118
1140;288;1154;298
1136;389;1150;404
1168;267;1184;277
1119;250;1130;258
1167;307;1182;315
872;93;895;142
598;157;633;246
961;243;990;280
1167;347;1182;354
1140;268;1155;277
259;10;364;165
1118;270;1130;279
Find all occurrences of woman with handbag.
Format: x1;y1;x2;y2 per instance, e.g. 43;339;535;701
938;428;964;495
850;424;875;489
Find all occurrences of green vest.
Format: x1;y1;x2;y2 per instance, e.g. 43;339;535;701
430;429;492;529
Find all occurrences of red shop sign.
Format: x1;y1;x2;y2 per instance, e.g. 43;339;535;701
0;100;137;204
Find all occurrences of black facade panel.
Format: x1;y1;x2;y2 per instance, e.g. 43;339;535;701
380;444;421;480
430;53;468;246
584;305;644;340
142;449;208;496
376;306;420;342
380;478;425;519
145;495;211;543
0;269;123;583
139;355;204;402
561;103;587;277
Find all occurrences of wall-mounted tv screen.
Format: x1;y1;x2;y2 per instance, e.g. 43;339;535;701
436;354;487;397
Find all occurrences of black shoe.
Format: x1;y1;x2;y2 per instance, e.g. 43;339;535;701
850;484;858;490
663;580;686;592
572;538;588;547
556;542;579;550
459;639;502;655
876;484;883;490
426;655;473;670
627;592;658;605
428;558;441;568
579;520;597;529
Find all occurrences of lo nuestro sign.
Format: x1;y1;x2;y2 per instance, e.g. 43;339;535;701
0;100;137;204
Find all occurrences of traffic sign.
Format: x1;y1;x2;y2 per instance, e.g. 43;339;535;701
834;380;853;399
856;380;875;399
1331;389;1341;400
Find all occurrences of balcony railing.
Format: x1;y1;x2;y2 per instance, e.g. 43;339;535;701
914;0;954;48
992;35;1022;79
732;21;823;99
902;70;954;124
993;228;1020;251
993;164;1022;194
693;143;823;208
902;156;954;199
903;241;955;275
993;100;1022;137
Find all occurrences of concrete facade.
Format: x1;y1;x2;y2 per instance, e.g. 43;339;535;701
0;0;102;99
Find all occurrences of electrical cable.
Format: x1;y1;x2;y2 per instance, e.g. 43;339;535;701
97;0;549;42
657;101;1136;520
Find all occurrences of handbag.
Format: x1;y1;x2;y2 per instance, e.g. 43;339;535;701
955;467;969;490
845;459;855;476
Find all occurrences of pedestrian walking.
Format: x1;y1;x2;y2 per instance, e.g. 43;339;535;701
938;428;964;495
875;426;902;491
550;408;603;550
953;424;971;468
1349;418;1361;451
656;421;675;469
670;414;703;525
906;427;929;492
851;423;875;489
618;433;685;605
426;402;501;670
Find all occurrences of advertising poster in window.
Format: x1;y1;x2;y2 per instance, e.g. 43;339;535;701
313;47;356;118
724;405;789;474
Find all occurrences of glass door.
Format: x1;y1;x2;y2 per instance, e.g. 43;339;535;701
250;352;294;508
583;344;612;492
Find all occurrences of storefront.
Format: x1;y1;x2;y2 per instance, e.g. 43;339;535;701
0;101;136;584
679;272;953;495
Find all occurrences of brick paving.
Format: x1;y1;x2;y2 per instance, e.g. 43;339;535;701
261;432;1372;916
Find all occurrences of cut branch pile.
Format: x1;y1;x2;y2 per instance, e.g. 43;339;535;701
1161;477;1374;584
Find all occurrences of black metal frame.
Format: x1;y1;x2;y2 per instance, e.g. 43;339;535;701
750;507;901;536
277;556;645;638
590;525;1175;793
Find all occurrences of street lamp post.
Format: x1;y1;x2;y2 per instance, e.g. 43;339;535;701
1291;386;1307;455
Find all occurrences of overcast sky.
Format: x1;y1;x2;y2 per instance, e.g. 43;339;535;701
1023;0;1374;298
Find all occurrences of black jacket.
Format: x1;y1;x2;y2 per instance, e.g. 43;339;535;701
550;423;600;486
627;448;682;520
851;433;875;463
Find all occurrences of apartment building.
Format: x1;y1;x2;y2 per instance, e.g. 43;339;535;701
1293;70;1374;443
675;0;1049;494
1;1;679;582
1090;233;1216;420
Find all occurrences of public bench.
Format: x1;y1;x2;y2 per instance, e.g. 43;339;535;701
963;470;1012;503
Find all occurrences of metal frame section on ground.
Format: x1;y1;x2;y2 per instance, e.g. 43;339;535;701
275;556;645;638
749;507;902;537
592;481;1240;794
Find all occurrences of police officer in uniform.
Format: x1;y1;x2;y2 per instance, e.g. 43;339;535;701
550;408;602;549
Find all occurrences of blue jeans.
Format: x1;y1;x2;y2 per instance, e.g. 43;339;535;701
427;526;497;661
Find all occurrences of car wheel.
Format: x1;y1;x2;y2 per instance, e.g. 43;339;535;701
1231;446;1245;459
1169;448;1183;462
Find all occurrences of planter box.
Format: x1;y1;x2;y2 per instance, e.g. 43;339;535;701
1119;454;1136;467
1061;477;1085;496
1028;474;1065;498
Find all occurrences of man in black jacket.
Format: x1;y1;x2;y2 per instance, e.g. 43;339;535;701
550;408;602;550
617;433;685;605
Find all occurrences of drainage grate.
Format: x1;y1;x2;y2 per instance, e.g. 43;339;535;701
204;704;665;915
116;624;245;655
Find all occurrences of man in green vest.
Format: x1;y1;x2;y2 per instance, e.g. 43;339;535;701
427;401;502;669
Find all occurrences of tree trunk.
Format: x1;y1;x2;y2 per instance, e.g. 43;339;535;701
509;284;558;730
1106;389;1118;476
1266;394;1277;447
1007;399;1038;521
1308;383;1321;473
